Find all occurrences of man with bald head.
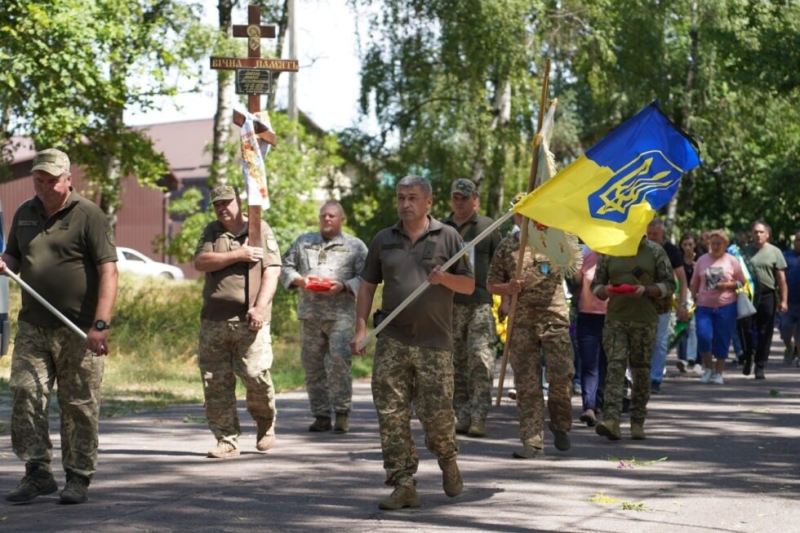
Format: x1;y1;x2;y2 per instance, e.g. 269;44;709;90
281;201;367;433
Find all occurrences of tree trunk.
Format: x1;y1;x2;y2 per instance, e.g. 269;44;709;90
485;78;511;218
666;0;698;239
211;0;236;185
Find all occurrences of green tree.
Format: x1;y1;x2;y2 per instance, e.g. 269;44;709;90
162;112;343;338
0;0;214;226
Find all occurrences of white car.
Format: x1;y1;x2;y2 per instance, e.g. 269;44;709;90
117;247;184;280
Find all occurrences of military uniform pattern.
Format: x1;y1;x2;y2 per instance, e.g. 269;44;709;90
198;320;276;445
301;318;353;416
487;233;577;448
452;302;496;426
487;234;570;327
372;336;458;488
280;231;367;321
508;322;574;448
10;322;103;478
601;320;656;421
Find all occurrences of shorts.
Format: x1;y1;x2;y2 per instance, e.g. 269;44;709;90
778;304;800;342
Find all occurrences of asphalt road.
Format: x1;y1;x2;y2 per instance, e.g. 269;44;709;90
1;334;798;533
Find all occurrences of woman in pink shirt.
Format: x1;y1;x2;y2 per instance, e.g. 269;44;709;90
690;231;746;385
574;248;609;425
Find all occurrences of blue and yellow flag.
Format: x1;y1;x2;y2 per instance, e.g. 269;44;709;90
514;102;700;256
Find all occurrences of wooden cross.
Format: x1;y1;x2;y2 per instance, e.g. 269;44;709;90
209;4;298;310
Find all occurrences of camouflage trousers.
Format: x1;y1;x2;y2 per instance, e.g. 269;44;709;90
601;320;656;422
300;317;354;417
372;336;458;487
452;302;496;426
508;321;574;449
9;321;103;478
198;320;276;446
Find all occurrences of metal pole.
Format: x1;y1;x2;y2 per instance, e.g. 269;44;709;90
288;0;298;125
5;270;87;340
357;209;515;351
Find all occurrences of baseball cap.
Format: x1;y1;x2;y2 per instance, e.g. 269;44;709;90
450;178;477;197
32;148;70;176
210;185;237;203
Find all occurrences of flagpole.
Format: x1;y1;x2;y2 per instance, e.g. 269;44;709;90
495;59;551;406
357;209;515;352
5;271;87;340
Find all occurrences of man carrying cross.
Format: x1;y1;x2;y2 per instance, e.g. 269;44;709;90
194;185;282;458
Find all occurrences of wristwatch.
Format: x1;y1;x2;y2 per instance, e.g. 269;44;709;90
93;319;111;331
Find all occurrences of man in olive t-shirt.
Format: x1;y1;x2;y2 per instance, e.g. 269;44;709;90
739;221;788;379
350;176;474;511
194;185;282;458
442;178;501;438
591;237;675;441
1;148;118;505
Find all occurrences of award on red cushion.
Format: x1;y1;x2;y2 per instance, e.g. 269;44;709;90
607;283;638;294
306;276;334;292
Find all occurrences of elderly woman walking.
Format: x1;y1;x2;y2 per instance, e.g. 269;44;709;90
690;230;746;385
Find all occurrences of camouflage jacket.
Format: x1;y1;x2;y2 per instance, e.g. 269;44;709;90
487;233;572;327
280;231;368;321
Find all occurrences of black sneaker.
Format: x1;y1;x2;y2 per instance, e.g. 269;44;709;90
754;367;765;380
650;381;662;394
742;360;753;376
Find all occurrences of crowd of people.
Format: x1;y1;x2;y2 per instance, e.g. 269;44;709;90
1;149;797;510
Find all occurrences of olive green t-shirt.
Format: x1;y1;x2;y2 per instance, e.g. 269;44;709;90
6;191;118;329
360;217;473;350
591;239;676;324
195;219;282;322
743;243;787;291
442;212;501;305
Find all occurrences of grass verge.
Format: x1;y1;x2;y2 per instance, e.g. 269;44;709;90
0;275;375;428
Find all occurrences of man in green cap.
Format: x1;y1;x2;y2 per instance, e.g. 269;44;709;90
1;148;118;504
194;185;282;459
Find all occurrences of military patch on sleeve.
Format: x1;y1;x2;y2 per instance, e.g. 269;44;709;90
266;235;279;252
106;230;116;246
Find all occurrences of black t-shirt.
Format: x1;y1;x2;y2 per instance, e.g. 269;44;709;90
662;241;684;270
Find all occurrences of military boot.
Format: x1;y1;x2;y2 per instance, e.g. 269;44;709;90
549;421;571;451
6;464;58;503
467;419;486;438
207;440;240;458
333;413;349;434
595;419;622;441
59;472;90;505
256;420;276;452
438;458;463;497
454;418;471;435
309;416;332;432
631;419;646;440
512;445;545;459
378;484;420;510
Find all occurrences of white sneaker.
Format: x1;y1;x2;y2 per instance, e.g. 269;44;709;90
700;368;713;384
713;373;724;385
